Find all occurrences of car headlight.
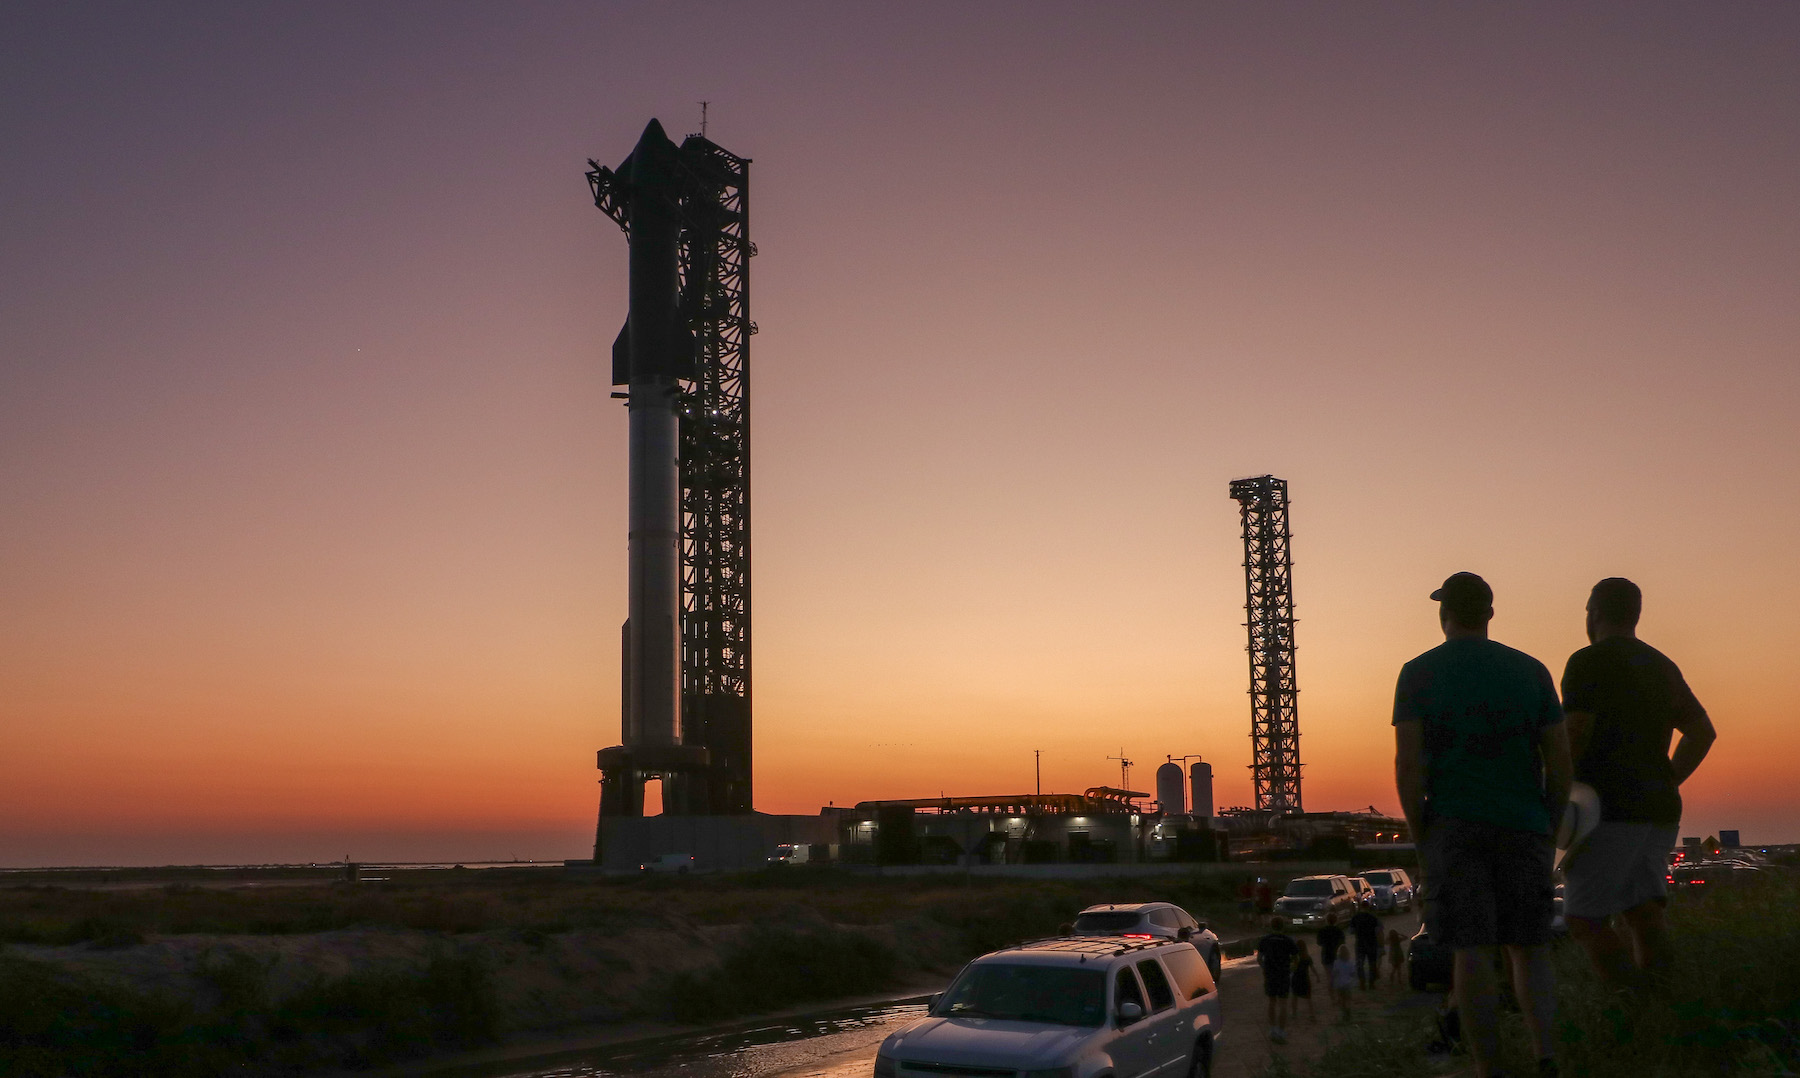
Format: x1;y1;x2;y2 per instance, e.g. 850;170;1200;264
874;1053;897;1078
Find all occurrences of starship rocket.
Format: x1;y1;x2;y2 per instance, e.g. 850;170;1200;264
612;118;688;754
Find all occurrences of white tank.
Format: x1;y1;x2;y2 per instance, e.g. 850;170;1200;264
1190;760;1214;819
1156;761;1186;815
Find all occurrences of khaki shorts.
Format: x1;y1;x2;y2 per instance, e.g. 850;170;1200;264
1563;822;1677;920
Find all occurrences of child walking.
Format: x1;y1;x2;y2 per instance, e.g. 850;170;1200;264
1330;944;1356;1021
1290;938;1317;1020
1386;928;1406;987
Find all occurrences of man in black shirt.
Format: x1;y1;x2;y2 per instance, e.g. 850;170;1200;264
1256;917;1299;1042
1561;578;1717;987
1348;908;1383;988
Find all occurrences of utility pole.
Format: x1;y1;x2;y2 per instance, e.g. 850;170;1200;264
1034;749;1042;795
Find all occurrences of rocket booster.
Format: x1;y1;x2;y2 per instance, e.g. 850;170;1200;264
614;119;684;749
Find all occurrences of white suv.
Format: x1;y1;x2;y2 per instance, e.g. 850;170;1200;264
1358;868;1415;912
1073;902;1220;981
875;936;1224;1078
1072;902;1202;941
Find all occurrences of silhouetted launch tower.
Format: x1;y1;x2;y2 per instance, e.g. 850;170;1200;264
588;119;754;836
1229;475;1301;814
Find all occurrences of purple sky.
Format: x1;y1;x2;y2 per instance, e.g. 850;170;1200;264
4;3;1798;864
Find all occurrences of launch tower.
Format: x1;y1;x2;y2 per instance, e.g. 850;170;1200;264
1228;475;1301;814
589;119;754;839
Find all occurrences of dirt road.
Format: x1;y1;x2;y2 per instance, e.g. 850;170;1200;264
751;909;1426;1078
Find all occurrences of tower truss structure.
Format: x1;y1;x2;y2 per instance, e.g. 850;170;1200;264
588;132;754;815
672;137;753;814
1228;475;1301;814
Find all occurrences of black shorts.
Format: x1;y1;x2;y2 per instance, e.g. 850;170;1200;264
1263;972;1291;998
1421;815;1554;949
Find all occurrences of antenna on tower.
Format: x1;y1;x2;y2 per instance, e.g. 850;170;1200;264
700;100;709;137
1107;749;1134;794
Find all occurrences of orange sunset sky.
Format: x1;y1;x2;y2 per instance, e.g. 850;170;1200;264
4;4;1798;865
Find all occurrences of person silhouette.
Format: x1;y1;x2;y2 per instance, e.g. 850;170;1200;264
1394;572;1572;1078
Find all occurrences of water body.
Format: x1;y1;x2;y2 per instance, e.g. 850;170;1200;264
480;997;930;1078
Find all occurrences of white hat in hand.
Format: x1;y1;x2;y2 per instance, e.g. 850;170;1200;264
1554;781;1601;873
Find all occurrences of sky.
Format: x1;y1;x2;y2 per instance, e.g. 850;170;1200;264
3;3;1797;865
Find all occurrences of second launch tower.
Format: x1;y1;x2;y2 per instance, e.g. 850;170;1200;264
1229;475;1302;814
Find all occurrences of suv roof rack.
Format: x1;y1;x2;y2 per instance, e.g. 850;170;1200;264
1006;935;1171;958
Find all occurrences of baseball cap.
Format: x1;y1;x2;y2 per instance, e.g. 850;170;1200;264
1430;572;1493;612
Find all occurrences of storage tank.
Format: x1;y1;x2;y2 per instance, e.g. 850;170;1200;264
1155;761;1186;815
1189;759;1214;819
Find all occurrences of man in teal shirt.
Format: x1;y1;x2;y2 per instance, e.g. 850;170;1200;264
1394;572;1573;1078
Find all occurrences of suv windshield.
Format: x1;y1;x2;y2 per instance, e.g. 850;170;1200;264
1073;911;1142;932
1285;879;1334;898
935;964;1107;1027
1362;872;1394;886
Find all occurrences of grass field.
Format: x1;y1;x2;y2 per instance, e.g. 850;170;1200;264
0;864;1273;1076
0;863;1280;944
1265;871;1800;1078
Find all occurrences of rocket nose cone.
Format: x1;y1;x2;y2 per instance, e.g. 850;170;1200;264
634;118;676;156
623;118;679;180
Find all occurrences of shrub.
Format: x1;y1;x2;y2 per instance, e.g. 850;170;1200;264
666;923;900;1021
270;953;500;1068
0;950;499;1077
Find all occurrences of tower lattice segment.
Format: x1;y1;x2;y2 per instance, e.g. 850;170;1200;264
1229;475;1301;814
674;136;753;814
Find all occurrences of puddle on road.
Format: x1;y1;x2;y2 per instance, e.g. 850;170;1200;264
483;997;930;1078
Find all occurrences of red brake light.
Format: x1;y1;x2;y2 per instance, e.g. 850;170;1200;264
1121;933;1154;939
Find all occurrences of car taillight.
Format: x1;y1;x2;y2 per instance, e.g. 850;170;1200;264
1122;933;1154;939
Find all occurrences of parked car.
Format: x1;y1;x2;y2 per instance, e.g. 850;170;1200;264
1671;861;1763;892
768;843;811;865
639;853;694;874
1358;868;1415;912
875;935;1223;1078
1072;903;1220;981
1346;876;1376;911
1073;902;1203;941
1272;875;1357;928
